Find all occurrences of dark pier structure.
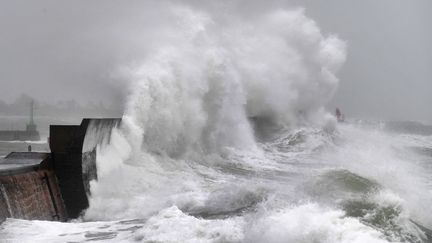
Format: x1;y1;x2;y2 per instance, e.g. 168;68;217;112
0;118;120;222
0;101;40;141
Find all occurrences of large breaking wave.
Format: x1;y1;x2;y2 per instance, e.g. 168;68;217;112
85;4;346;220
119;6;346;156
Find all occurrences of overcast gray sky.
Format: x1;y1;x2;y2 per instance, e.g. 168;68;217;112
303;0;432;123
0;0;431;122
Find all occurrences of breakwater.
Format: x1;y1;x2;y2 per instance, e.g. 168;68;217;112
0;118;120;222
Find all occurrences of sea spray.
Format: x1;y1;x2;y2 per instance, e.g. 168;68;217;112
120;6;346;157
77;5;432;243
84;5;346;221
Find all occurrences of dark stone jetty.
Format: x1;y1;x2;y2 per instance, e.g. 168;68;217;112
0;118;121;222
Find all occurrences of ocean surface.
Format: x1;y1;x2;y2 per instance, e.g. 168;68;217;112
0;120;431;243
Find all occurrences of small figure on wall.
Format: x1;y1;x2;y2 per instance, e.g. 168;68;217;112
335;108;345;122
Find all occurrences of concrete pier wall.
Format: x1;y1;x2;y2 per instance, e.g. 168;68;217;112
0;153;66;222
50;118;121;218
0;118;120;222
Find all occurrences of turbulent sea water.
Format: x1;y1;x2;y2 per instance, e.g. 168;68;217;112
1;5;431;243
1;121;431;243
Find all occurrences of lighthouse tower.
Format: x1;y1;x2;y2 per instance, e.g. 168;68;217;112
26;100;37;132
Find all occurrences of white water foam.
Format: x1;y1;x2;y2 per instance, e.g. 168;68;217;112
322;124;432;228
0;203;390;243
245;203;389;243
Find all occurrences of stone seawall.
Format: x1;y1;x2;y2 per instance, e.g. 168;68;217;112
0;169;66;221
0;153;66;222
0;118;120;222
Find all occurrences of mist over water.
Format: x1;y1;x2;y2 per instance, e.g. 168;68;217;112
1;3;432;243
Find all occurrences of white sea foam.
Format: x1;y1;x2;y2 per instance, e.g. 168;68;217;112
322;124;432;228
245;203;389;243
0;204;392;243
